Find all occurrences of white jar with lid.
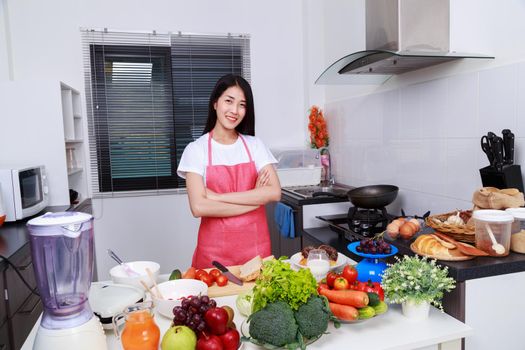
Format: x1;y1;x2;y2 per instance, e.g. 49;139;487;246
505;208;525;234
473;210;514;256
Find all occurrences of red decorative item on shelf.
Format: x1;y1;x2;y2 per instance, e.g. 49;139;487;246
308;106;329;149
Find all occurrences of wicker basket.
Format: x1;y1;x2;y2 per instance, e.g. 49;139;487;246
425;210;476;243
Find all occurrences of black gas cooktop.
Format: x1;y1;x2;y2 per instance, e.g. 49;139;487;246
316;212;394;242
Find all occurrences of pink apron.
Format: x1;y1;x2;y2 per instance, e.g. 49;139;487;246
192;132;271;269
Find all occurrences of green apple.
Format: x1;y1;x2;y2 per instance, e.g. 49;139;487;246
161;325;197;350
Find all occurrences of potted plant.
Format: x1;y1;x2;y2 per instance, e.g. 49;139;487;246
381;255;456;320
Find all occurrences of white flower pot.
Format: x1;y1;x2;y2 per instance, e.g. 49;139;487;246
401;299;430;321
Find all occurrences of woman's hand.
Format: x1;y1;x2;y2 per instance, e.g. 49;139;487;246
256;168;270;188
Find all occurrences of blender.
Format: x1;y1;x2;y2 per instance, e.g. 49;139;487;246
27;212;107;350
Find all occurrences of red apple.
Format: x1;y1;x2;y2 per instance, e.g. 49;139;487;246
204;307;229;335
219;328;240;350
197;332;223;350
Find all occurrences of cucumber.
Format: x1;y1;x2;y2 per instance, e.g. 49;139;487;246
169;269;182;280
367;292;381;307
372;301;388;315
358;306;376;320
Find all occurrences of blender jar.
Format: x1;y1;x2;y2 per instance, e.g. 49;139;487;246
505;208;525;234
27;211;95;329
473;210;514;256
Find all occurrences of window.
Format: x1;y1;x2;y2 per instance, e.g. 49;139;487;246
82;30;250;195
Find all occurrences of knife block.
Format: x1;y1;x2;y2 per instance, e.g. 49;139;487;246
479;164;524;192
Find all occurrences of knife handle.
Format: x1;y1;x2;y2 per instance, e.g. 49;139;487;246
211;261;228;273
502;130;514;165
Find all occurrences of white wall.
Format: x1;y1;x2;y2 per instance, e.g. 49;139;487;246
2;0;310;274
313;0;525;215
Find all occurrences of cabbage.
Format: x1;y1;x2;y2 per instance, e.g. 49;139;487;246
236;290;254;317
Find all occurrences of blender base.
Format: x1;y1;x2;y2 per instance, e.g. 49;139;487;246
34;316;108;350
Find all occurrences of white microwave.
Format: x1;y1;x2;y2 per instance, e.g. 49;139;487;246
0;165;49;222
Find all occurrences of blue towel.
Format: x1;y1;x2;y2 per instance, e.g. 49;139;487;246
274;202;295;238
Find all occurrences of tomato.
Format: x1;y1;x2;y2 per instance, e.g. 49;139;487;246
333;277;349;290
215;274;228;287
348;280;360;290
326;272;339;288
209;269;222;281
195;269;208;280
342;265;358;284
317;283;329;294
359;279;385;300
199;273;214;287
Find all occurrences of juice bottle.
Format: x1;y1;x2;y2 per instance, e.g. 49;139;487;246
113;301;160;350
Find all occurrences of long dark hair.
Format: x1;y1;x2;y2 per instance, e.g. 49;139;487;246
202;74;255;136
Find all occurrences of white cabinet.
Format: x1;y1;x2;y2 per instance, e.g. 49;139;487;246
60;82;87;202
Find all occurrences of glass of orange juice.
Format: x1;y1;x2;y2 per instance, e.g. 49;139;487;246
113;301;160;350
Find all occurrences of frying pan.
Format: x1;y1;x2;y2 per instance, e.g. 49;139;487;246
346;185;399;209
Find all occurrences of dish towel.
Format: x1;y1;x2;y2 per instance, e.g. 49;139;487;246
274;202;295;238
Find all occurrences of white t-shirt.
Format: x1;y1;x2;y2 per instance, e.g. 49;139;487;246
177;133;277;180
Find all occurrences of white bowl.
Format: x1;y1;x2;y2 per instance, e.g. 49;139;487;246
289;252;347;271
109;261;160;290
152;280;208;318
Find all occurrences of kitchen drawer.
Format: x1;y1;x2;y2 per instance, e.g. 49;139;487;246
5;244;36;318
10;293;42;350
0;321;11;350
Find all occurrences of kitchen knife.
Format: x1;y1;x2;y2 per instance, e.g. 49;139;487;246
493;136;504;172
502;129;515;165
212;261;243;286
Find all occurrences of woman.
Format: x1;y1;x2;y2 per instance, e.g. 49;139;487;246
177;74;281;268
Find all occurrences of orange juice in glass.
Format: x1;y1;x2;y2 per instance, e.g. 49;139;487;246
113;301;160;350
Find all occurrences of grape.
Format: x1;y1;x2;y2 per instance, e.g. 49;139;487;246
356;245;362;252
199;304;209;314
209;300;217;308
187;320;197;330
200;295;210;304
192;314;201;323
189;306;199;315
173;319;184;326
190;296;201;308
181;298;190;310
197;321;206;332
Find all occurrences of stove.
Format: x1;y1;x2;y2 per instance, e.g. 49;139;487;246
281;185;352;199
317;206;393;241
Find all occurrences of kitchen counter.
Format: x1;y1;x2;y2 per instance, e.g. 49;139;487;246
21;294;472;350
302;226;525;282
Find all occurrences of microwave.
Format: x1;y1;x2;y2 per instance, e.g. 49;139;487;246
0;165;49;222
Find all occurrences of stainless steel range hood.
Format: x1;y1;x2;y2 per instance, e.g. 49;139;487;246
316;0;494;85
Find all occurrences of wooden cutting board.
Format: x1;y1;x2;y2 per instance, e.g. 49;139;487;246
410;243;474;261
204;265;255;298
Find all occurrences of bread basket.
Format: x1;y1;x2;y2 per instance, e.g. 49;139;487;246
425;210;475;243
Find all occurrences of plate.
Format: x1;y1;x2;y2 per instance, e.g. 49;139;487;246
240;319;321;349
289;252;347;271
410;243;474;261
347;242;398;259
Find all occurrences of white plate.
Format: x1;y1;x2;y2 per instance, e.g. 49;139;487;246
289;252;347;271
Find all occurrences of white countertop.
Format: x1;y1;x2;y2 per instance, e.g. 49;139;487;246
22;294;472;350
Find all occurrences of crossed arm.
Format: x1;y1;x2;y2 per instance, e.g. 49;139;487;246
186;164;281;218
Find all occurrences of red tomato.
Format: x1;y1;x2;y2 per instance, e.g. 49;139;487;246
317;283;329;294
195;269;208;280
199;273;214;287
342;265;358;284
215;274;228;287
348;280;360;290
209;269;221;281
326;272;339;288
359;280;385;300
333;277;349;290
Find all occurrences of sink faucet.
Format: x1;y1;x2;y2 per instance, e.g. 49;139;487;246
319;147;334;187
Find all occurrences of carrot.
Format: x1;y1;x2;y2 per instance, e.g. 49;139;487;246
319;288;369;308
182;266;196;279
329;302;359;321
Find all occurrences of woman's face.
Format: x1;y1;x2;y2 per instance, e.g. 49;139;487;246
213;85;246;131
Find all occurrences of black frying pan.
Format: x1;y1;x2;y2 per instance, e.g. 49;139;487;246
346;185;399;209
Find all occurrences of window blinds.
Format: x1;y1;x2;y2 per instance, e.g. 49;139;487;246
82;29;251;196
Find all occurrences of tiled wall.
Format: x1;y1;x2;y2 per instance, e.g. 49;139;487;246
326;62;525;216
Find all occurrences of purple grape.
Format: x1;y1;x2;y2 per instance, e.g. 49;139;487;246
187;320;197;330
200;295;210;304
181;299;190;310
209;300;217;308
199;304;209;314
197;321;206;332
192;314;201;323
172;319;184;326
190;296;201;308
189;306;199;315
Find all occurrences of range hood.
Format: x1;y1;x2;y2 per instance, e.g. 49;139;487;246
316;0;494;85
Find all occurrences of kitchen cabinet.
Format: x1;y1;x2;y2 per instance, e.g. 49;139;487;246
60;82;88;203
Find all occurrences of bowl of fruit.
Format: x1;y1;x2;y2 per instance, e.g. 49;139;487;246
347;238;398;283
153;279;208;319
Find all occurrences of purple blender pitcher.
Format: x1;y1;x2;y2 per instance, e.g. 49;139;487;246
27;211;95;329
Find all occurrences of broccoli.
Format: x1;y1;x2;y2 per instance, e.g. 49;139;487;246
248;301;299;347
294;296;330;339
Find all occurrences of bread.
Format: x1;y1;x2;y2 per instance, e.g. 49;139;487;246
413;235;452;257
511;230;525;253
239;255;263;282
